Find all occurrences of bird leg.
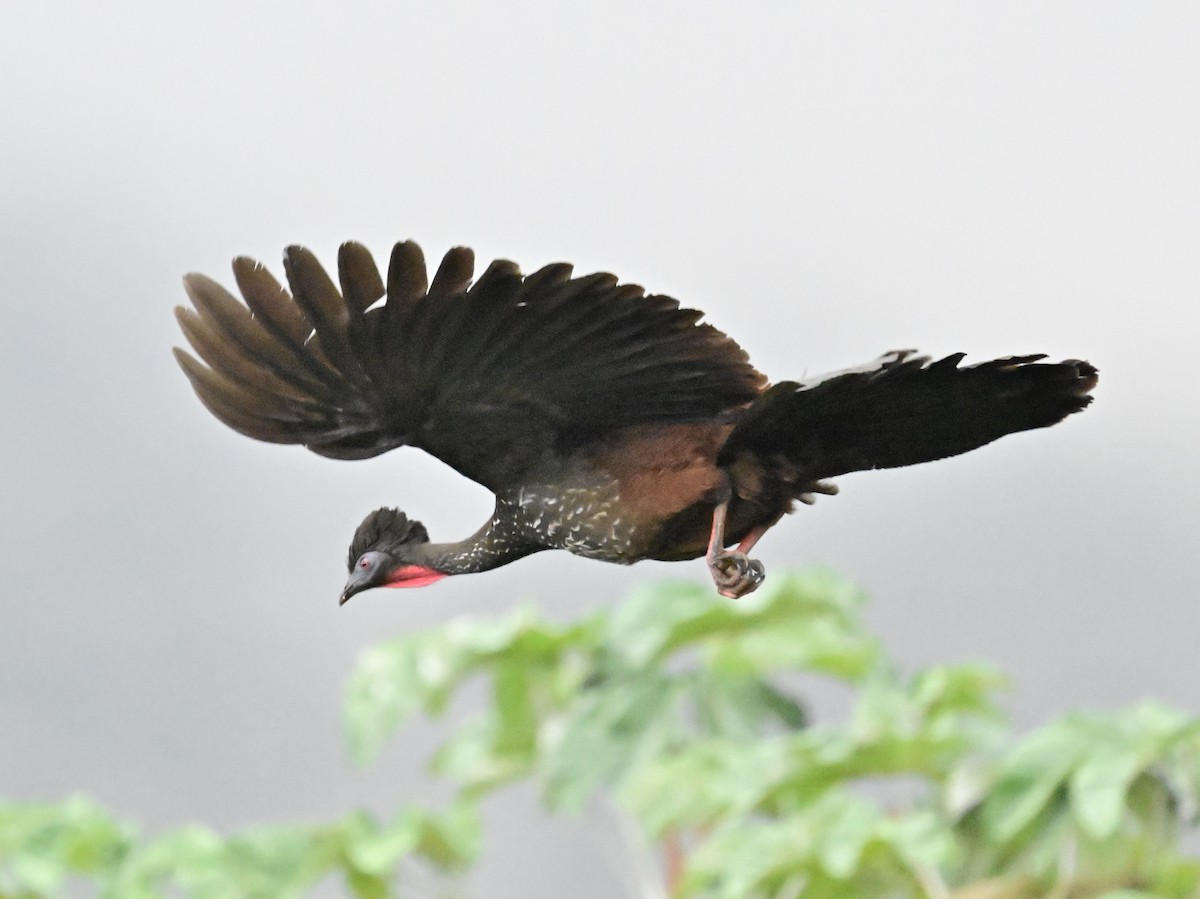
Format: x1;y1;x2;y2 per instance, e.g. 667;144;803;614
706;502;766;599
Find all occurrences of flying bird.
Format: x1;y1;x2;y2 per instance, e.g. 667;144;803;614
173;239;1097;604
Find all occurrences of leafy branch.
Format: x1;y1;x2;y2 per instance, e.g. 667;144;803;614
5;571;1200;898
0;797;477;899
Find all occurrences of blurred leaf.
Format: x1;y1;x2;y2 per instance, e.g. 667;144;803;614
1070;745;1147;840
343;812;418;877
880;809;958;872
605;580;731;667
542;671;677;811
7;854;62;895
622;738;791;836
0;797;131;895
343;636;444;766
344;606;598;765
0;797;478;899
493;660;539;757
707;615;880;682
814;796;878;877
414;801;481;871
912;663;1009;721
430;714;536;794
107;825;223;896
980;720;1091;842
693;671;807;738
606;572;879;680
949;876;1038;899
345;867;392;899
683;791;953;898
1148;858;1200;897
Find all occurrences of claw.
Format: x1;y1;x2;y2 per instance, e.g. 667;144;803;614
710;551;766;599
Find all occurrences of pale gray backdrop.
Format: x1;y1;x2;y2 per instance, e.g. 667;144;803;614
2;2;1198;896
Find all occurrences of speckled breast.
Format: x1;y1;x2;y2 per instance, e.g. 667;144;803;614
497;480;642;563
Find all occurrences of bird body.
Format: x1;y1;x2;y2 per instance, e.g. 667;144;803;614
358;420;737;571
174;239;1097;602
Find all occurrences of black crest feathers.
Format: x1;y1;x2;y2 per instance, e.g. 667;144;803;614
347;508;429;570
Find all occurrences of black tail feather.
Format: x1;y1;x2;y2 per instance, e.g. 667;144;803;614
718;353;1097;480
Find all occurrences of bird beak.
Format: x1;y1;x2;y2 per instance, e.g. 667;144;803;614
339;569;373;606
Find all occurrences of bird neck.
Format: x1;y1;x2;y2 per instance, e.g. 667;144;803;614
417;508;542;576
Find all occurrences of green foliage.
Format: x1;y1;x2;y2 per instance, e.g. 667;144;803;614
343;571;1200;898
5;571;1200;898
0;798;478;898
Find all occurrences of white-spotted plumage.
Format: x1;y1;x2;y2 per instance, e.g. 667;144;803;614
493;480;639;563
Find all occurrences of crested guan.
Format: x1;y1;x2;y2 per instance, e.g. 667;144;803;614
173;239;1097;602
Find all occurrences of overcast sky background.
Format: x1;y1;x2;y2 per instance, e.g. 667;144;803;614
2;2;1198;896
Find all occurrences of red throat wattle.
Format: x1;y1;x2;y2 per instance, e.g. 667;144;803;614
384;564;448;589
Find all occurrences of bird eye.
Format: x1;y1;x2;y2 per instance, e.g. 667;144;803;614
359;557;371;570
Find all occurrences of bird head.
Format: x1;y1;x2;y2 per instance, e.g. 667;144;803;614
340;508;446;605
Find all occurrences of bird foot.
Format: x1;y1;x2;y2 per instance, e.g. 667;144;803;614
708;551;765;599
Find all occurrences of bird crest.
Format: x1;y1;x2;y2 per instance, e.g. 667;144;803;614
347;508;429;570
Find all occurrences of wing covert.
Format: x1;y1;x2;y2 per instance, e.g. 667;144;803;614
174;240;765;490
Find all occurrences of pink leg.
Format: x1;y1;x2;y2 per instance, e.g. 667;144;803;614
736;526;767;556
706;501;729;563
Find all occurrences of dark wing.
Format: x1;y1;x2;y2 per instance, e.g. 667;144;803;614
718;351;1097;479
174;240;765;491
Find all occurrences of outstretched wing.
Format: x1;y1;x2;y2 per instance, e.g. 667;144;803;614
174;240;765;491
718;351;1097;480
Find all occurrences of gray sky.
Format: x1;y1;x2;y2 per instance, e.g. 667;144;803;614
2;2;1198;896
